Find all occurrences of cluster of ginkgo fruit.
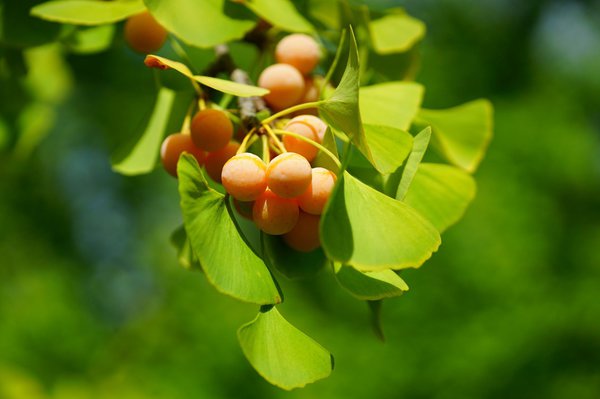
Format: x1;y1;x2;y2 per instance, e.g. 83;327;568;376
154;28;336;253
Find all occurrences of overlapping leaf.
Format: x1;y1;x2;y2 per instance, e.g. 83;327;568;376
334;264;408;300
144;0;255;48
238;306;333;390
396;127;431;200
262;234;328;280
321;171;440;272
244;0;315;33
418;99;493;172
178;155;281;305
360;82;424;131
319;28;372;163
404;163;476;232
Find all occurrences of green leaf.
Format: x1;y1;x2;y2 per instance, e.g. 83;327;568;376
244;0;314;33
144;0;255;48
367;300;385;341
262;234;328;280
112;88;185;175
178;155;282;305
418;99;493;173
360;82;424;131
192;75;269;97
363;124;413;174
404;163;476;233
369;10;425;54
334;264;408;300
238;306;333;390
319;28;372;163
396;127;431;200
169;225;202;271
144;55;268;97
62;25;115;54
321;171;440;272
312;126;340;173
31;0;145;25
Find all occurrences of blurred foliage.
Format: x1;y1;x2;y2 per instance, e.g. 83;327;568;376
1;0;600;398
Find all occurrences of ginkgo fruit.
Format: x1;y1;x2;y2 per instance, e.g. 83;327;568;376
124;11;167;54
253;189;299;235
275;34;321;75
266;152;312;198
281;119;320;162
204;141;240;183
160;133;205;177
221;153;267;201
190;109;233;152
297;167;337;215
282;115;328;162
258;64;305;111
283;211;321;252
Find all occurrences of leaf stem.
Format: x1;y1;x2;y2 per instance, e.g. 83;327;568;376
237;128;256;154
261;135;270;163
273;129;342;169
261;101;323;125
181;100;196;134
263;124;286;153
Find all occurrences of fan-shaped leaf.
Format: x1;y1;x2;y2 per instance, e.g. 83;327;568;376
360;82;424;131
178;155;281;305
244;0;315;33
334;264;408;300
321;171;440;272
238;306;333;390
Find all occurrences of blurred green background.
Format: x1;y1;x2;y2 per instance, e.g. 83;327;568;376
1;0;600;398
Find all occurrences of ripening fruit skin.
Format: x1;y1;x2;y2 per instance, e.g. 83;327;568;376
291;114;327;142
124;11;167;54
221;153;267;201
283;211;321;252
258;64;305;111
266;152;312;199
282;119;319;162
190;109;233;152
204;141;240;183
275;34;321;75
253;189;299;235
298;167;337;215
160;133;205;177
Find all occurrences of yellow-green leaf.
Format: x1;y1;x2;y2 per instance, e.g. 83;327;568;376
404;163;477;233
244;0;315;33
31;0;145;25
321;171;441;272
418;99;494;173
238;306;333;390
369;11;425;54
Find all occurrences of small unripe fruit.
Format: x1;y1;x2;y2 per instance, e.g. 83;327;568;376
266;152;312;198
221;153;267;201
282;119;319;162
253;189;299;235
124;11;167;54
190;109;233;152
283;211;321;252
204;141;240;183
160;133;205;177
258;64;305;111
275;34;321;75
298;167;337;215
